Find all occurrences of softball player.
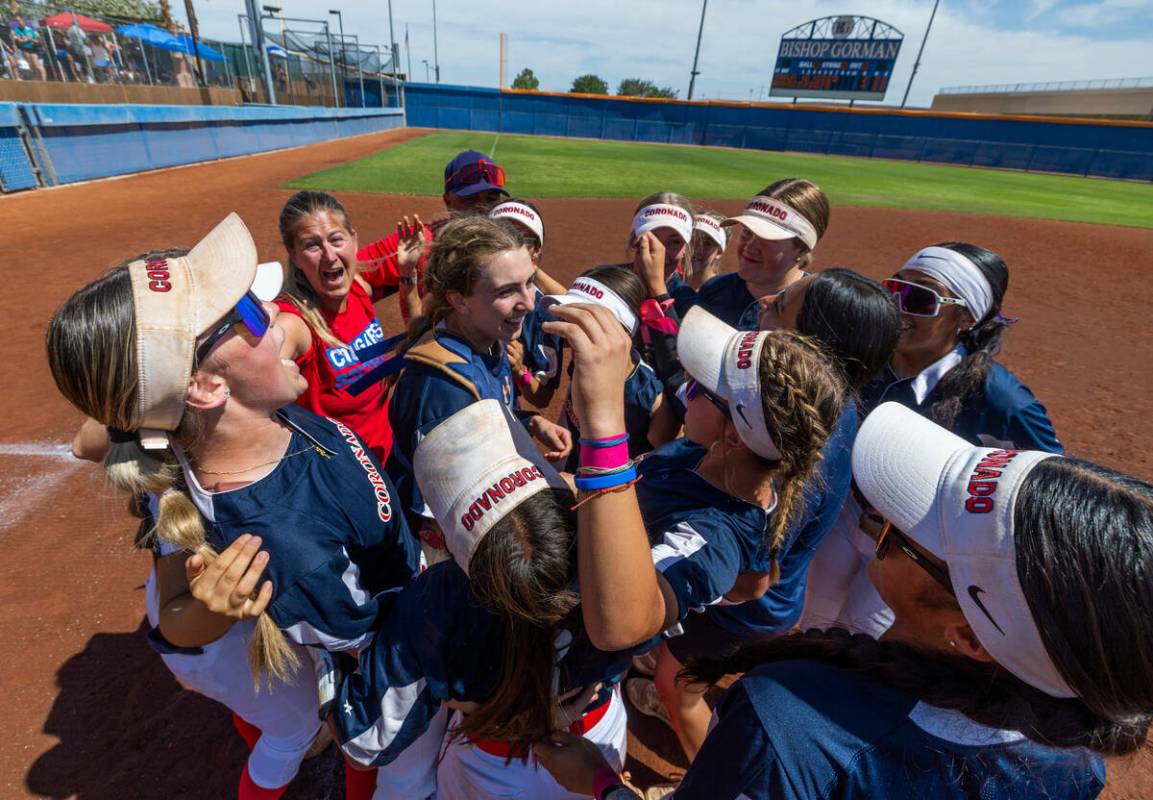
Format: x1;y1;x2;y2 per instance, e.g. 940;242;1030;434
329;303;658;799
697;179;830;330
357;149;510;323
489;199;566;409
46;214;423;799
276;191;403;463
808;243;1063;638
543;264;664;472
627;192;697;313
386;215;572;552
683;210;728;291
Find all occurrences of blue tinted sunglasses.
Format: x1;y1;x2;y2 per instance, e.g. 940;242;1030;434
195;291;270;364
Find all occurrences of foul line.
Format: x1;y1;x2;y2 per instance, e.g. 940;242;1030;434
0;441;82;531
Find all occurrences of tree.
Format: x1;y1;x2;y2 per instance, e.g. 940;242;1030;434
511;68;540;90
616;78;678;99
570;74;609;95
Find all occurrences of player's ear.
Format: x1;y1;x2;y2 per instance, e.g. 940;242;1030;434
723;419;746;451
186;370;229;411
445;290;469;315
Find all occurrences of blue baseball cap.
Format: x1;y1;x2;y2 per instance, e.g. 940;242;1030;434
443;150;508;197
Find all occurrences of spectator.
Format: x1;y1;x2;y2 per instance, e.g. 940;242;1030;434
9;15;46;80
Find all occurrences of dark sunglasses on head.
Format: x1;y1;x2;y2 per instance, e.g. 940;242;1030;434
195;291;270;364
685;377;730;418
875;519;954;596
445;161;506;191
882;278;968;318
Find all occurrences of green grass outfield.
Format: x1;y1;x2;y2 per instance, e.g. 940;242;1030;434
288;131;1153;229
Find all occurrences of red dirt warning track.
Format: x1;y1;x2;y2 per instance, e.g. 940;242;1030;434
1;128;1150;799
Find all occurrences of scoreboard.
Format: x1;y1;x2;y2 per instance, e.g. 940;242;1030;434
770;18;903;101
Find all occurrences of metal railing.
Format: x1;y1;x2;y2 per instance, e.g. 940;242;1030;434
940;77;1153;95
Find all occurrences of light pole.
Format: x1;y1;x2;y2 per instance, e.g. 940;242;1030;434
902;0;941;108
386;0;397;85
253;1;277;103
329;9;347;105
421;58;430;83
686;0;708;100
431;0;440;82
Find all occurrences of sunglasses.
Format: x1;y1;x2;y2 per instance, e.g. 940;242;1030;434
195;291;270;364
882;278;968;318
875;519;954;596
445;161;506;191
685;377;730;418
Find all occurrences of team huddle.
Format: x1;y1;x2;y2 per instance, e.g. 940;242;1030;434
46;150;1153;800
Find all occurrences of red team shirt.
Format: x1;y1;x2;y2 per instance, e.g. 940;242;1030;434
276;280;394;462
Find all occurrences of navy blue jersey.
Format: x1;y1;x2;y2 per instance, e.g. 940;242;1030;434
387;329;521;522
179;406;419;651
676;660;1105;799
694;273;760;330
711;402;859;636
860;358;1063;454
636;439;774;621
328;559;657;767
562;355;662;472
665;272;698;318
518;290;564;392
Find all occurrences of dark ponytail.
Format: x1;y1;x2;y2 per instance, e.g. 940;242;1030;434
688;455;1153;757
455;489;582;758
684;627;1151;756
924;242;1010;429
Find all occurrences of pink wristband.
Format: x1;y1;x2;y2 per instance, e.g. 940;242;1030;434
592;766;622;800
580;441;630;470
517;367;533;387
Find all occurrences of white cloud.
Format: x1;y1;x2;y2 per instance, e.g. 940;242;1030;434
185;0;1153;107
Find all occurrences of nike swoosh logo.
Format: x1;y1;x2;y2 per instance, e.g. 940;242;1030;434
967;585;1005;635
734;403;751;427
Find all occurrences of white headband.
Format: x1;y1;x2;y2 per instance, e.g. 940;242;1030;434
693;215;727;250
631;203;693;245
853;403;1074;698
724;196;819;250
414;400;569;575
677;307;782;460
542;277;638;336
490;201;544;245
902;246;994;323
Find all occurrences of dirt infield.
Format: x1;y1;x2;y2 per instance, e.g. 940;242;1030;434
2;127;1151;799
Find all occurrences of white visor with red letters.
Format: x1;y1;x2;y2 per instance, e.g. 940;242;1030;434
852;402;1074;698
490;201;544;245
723;196;819;250
631;203;693;244
693;215;727;250
677;306;782;461
127;213;282;449
414;399;569;575
542;277;638;336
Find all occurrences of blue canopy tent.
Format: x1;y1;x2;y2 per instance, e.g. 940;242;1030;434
176;34;225;62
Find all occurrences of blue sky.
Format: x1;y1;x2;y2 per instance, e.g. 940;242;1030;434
189;0;1153;107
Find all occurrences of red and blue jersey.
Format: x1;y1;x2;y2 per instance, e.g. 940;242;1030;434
678;659;1104;799
176;405;419;652
277;280;397;463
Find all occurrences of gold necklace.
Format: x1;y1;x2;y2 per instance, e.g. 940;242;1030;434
195;444;326;476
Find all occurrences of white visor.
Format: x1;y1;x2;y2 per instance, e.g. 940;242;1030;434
631;203;693;245
901;246;994;324
490;201;544;245
414;399;569;575
127;213;277;450
723;196;819;251
852;403;1073;698
677;306;781;460
693;215;727;250
542;277;638;336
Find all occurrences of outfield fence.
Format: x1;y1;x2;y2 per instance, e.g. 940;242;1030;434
0;100;403;190
404;84;1153;182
